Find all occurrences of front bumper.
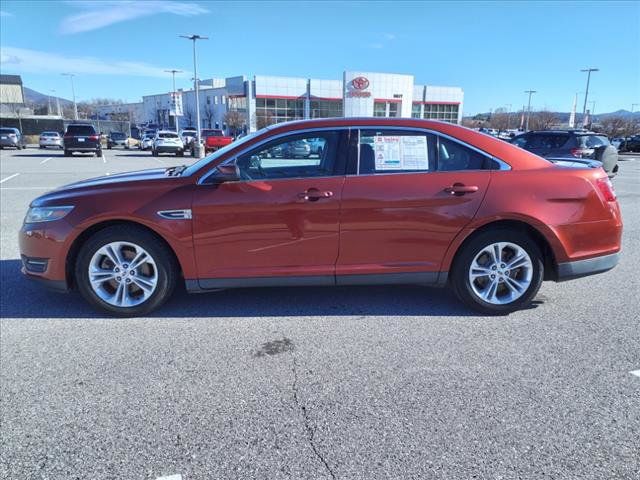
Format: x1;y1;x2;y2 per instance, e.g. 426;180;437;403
557;252;620;281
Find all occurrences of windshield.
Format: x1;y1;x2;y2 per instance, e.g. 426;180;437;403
110;132;126;139
158;133;179;138
182;129;263;177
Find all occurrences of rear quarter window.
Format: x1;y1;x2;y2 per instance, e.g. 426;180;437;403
578;135;610;148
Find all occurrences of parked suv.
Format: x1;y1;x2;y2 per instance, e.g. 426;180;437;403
510;130;618;177
63;124;102;157
0;127;26;149
19;118;622;317
151;131;184;156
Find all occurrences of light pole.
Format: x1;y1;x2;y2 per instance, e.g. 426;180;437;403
180;34;208;158
62;73;78;120
524;90;536;131
165;69;183;133
589;100;596;116
51;90;61;117
580;68;598;117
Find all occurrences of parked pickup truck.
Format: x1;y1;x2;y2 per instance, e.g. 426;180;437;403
198;129;233;154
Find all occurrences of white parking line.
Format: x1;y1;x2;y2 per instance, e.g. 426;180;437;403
40;157;53;164
102;155;106;164
155;475;182;480
0;173;20;184
630;370;640;378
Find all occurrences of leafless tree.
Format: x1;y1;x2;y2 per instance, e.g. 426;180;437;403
203;103;214;128
598;116;629;138
224;110;245;137
529;110;558;130
488;108;511;130
183;105;194;127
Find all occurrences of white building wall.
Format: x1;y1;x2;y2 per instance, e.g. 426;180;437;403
343;71;414;117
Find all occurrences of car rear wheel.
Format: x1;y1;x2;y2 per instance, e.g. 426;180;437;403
75;225;177;316
64;150;71;156
451;229;543;315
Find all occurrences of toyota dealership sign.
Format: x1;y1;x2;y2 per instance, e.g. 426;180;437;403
347;76;371;97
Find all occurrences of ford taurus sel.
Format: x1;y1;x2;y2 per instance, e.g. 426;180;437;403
19;118;622;316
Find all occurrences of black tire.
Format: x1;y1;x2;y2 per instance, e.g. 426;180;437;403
176;151;184;157
451;228;544;315
152;149;158;156
64;150;71;157
75;225;178;316
95;150;101;157
107;145;112;150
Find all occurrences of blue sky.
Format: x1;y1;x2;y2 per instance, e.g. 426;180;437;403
1;0;639;115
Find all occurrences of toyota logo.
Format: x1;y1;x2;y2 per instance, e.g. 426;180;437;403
351;76;370;90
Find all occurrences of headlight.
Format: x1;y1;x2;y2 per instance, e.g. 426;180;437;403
24;206;74;223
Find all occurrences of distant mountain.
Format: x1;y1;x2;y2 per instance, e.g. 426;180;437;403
466;109;640;122
23;87;73;107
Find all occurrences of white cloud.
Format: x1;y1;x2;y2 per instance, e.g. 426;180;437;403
383;33;396;40
0;46;187;78
60;1;208;34
0;10;14;17
368;43;384;49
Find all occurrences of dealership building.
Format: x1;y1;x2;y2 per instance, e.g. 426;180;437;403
127;71;463;134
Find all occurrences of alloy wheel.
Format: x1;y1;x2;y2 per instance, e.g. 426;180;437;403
88;241;158;308
468;242;533;305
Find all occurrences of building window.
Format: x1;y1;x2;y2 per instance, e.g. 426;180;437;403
373;101;400;117
256;97;307;126
373;102;387;117
423;104;460;124
206;96;211;105
310;99;342;119
411;103;422;118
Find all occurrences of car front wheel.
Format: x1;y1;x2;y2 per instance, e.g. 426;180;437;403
451;229;543;315
75;225;178;316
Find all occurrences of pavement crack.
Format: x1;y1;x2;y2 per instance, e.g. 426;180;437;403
291;353;337;480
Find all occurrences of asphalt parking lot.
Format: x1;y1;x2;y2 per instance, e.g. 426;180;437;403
1;146;639;479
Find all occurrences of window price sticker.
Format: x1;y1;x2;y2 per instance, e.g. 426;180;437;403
373;135;428;171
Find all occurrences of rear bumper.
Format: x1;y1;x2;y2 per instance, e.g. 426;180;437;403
557;252;620;281
156;146;183;153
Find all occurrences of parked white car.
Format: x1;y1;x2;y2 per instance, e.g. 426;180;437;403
152;131;185;157
39;131;63;149
139;134;154;151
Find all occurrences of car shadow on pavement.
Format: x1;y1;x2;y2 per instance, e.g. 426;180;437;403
1;259;539;319
8;152;65;157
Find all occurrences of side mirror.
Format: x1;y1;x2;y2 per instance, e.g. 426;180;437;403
212;164;240;183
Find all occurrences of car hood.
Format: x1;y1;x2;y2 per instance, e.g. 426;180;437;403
31;168;177;206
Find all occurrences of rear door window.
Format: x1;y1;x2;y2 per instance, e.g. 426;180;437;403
437;137;493;171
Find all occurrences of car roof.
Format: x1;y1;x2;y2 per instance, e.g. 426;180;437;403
157;130;178;134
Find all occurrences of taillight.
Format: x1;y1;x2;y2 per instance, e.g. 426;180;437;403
570;148;582;158
89;134;99;141
596;177;616;202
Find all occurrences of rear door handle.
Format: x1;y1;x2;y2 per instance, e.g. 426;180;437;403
297;188;334;202
444;183;479;196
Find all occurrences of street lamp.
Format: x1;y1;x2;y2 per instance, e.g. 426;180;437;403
165;69;183;133
524;90;536;131
180;34;208;158
580;68;599;116
61;73;78;120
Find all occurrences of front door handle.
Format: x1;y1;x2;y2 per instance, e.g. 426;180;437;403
444;183;479;196
297;188;334;202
